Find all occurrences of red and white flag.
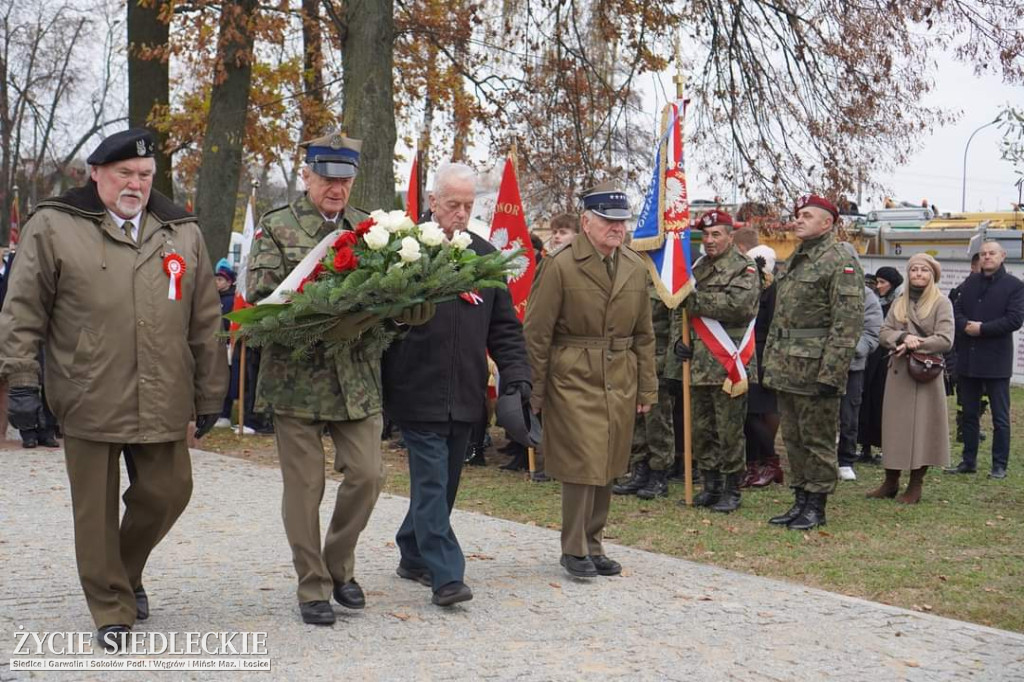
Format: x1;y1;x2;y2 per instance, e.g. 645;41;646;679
488;156;535;321
230;193;258;333
406;153;421;223
9;189;20;246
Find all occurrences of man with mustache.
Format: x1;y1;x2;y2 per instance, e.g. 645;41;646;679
0;128;228;650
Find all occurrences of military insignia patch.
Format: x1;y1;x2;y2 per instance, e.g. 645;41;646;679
330;134;343;149
746;265;756;274
843;266;855;274
136;139;147;156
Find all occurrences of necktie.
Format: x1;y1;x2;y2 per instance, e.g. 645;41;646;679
605;254;615;282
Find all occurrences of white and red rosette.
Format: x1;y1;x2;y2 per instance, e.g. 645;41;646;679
163;253;186;300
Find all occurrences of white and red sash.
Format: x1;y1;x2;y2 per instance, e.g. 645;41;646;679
690;315;756;397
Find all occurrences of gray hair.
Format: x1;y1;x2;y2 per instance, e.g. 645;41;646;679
432;163;476;197
981;239;1006;254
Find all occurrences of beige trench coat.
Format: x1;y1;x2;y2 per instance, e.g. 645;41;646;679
0;188;227;443
523;235;658;486
878;295;954;470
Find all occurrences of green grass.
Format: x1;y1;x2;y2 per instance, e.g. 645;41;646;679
202;388;1024;633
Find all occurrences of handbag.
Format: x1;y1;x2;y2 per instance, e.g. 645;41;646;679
907;352;944;383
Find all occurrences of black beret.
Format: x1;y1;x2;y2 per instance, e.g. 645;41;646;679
87;128;156;166
874;266;903;288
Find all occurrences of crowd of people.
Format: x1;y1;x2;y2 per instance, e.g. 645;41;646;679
1;127;1021;651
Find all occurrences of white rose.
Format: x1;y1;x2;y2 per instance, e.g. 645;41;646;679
363;224;390;250
450;230;473;250
379;210;415;234
418;222;445;247
370;209;389;225
398;236;422;262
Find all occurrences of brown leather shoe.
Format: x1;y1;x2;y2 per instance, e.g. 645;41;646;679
740;463;761;488
866;469;901;499
896;467;927;504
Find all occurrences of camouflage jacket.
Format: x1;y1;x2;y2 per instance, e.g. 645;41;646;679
682;246;761;386
246;194;379;421
762;232;864;396
647;279;673;379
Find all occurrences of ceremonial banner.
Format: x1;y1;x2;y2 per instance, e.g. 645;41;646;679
9;189;19;246
406;152;421;223
634;100;693;308
489;156;535;321
230;193;257;331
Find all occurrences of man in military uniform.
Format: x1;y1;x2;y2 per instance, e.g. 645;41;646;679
762;195;864;529
524;181;657;579
0;129;227;650
247;133;427;625
673;210;760;512
613;277;675;499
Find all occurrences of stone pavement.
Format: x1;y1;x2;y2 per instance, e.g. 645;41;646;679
2;446;1023;681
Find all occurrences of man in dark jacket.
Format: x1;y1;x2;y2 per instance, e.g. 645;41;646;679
382;163;531;606
948;240;1024;479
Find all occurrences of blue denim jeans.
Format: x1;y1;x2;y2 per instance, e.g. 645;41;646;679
395;423;472;590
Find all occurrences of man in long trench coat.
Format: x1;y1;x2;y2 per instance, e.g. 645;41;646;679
523;181;657;578
0;128;227;650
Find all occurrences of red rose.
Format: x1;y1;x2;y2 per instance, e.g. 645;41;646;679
333;247;358;272
355;218;374;236
333;231;358;249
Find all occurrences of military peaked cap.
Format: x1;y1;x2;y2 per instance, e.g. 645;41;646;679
580;181;631;221
87;128;156;166
300;132;362;178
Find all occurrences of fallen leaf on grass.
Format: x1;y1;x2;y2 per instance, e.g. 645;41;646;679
734;552;746;559
725;526;738;534
996;515;1005;520
817;530;833;538
985;520;996;527
701;519;712;526
938;575;948;582
687;529;700;535
922;604;933;611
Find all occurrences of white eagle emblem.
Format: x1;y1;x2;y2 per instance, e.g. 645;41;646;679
665;175;688;215
490;228;529;283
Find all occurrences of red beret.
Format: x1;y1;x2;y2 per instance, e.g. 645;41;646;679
698;210;734;229
795;194;839;220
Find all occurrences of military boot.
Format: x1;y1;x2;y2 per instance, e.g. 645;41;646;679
787;492;827;530
613;461;650;495
711;473;741;513
768;488;807;525
637;468;669;500
691;470;722;507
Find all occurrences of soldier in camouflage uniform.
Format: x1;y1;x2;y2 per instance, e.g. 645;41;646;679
613;278;675;499
762;194;864;530
673;210;760;513
247;133;411;626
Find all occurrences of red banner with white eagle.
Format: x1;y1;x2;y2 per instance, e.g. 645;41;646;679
489;156;535;321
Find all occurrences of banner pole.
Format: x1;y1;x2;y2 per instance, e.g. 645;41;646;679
237;340;247;437
682;309;693;506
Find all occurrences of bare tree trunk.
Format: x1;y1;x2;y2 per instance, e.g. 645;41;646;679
300;0;324;141
194;0;258;265
340;0;397;212
127;0;173;199
1;47;11;244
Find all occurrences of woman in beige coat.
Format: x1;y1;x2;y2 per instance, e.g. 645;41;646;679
868;253;953;504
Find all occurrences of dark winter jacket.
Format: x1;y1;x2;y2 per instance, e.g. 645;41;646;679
382;232;531;427
953;265;1024;379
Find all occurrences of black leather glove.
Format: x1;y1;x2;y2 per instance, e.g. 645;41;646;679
504;380;532;405
397;302;436;326
8;386;42;431
673;339;693;361
194;414;219;439
816;382;838;397
661;378;683;398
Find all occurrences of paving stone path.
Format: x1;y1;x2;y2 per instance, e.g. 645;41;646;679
2;446;1023;681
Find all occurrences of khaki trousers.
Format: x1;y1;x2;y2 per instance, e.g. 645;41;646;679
560;482;612;557
274;414;383;603
64;437;192;628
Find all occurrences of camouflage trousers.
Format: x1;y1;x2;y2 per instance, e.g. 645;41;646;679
629;389;676;472
777;392;840;494
692;386;747;475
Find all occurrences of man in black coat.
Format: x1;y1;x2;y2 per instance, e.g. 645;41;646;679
382;163;531;606
949;240;1024;479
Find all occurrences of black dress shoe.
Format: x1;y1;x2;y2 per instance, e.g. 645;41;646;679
989;467;1007;479
589;554;622;576
299;600;336;625
396;564;432;587
22;437;37;448
944;461;977;474
333;580;366;609
38;436;61;448
560;554;598;578
134;586;149;621
432;581;473;606
97;625;131;653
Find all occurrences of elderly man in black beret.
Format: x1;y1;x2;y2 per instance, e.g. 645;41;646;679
0;128;227;651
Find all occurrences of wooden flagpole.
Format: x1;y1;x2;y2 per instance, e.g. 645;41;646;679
673;56;694;506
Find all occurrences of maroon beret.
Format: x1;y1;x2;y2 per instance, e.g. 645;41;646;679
795;194;839;220
698;210;734;229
